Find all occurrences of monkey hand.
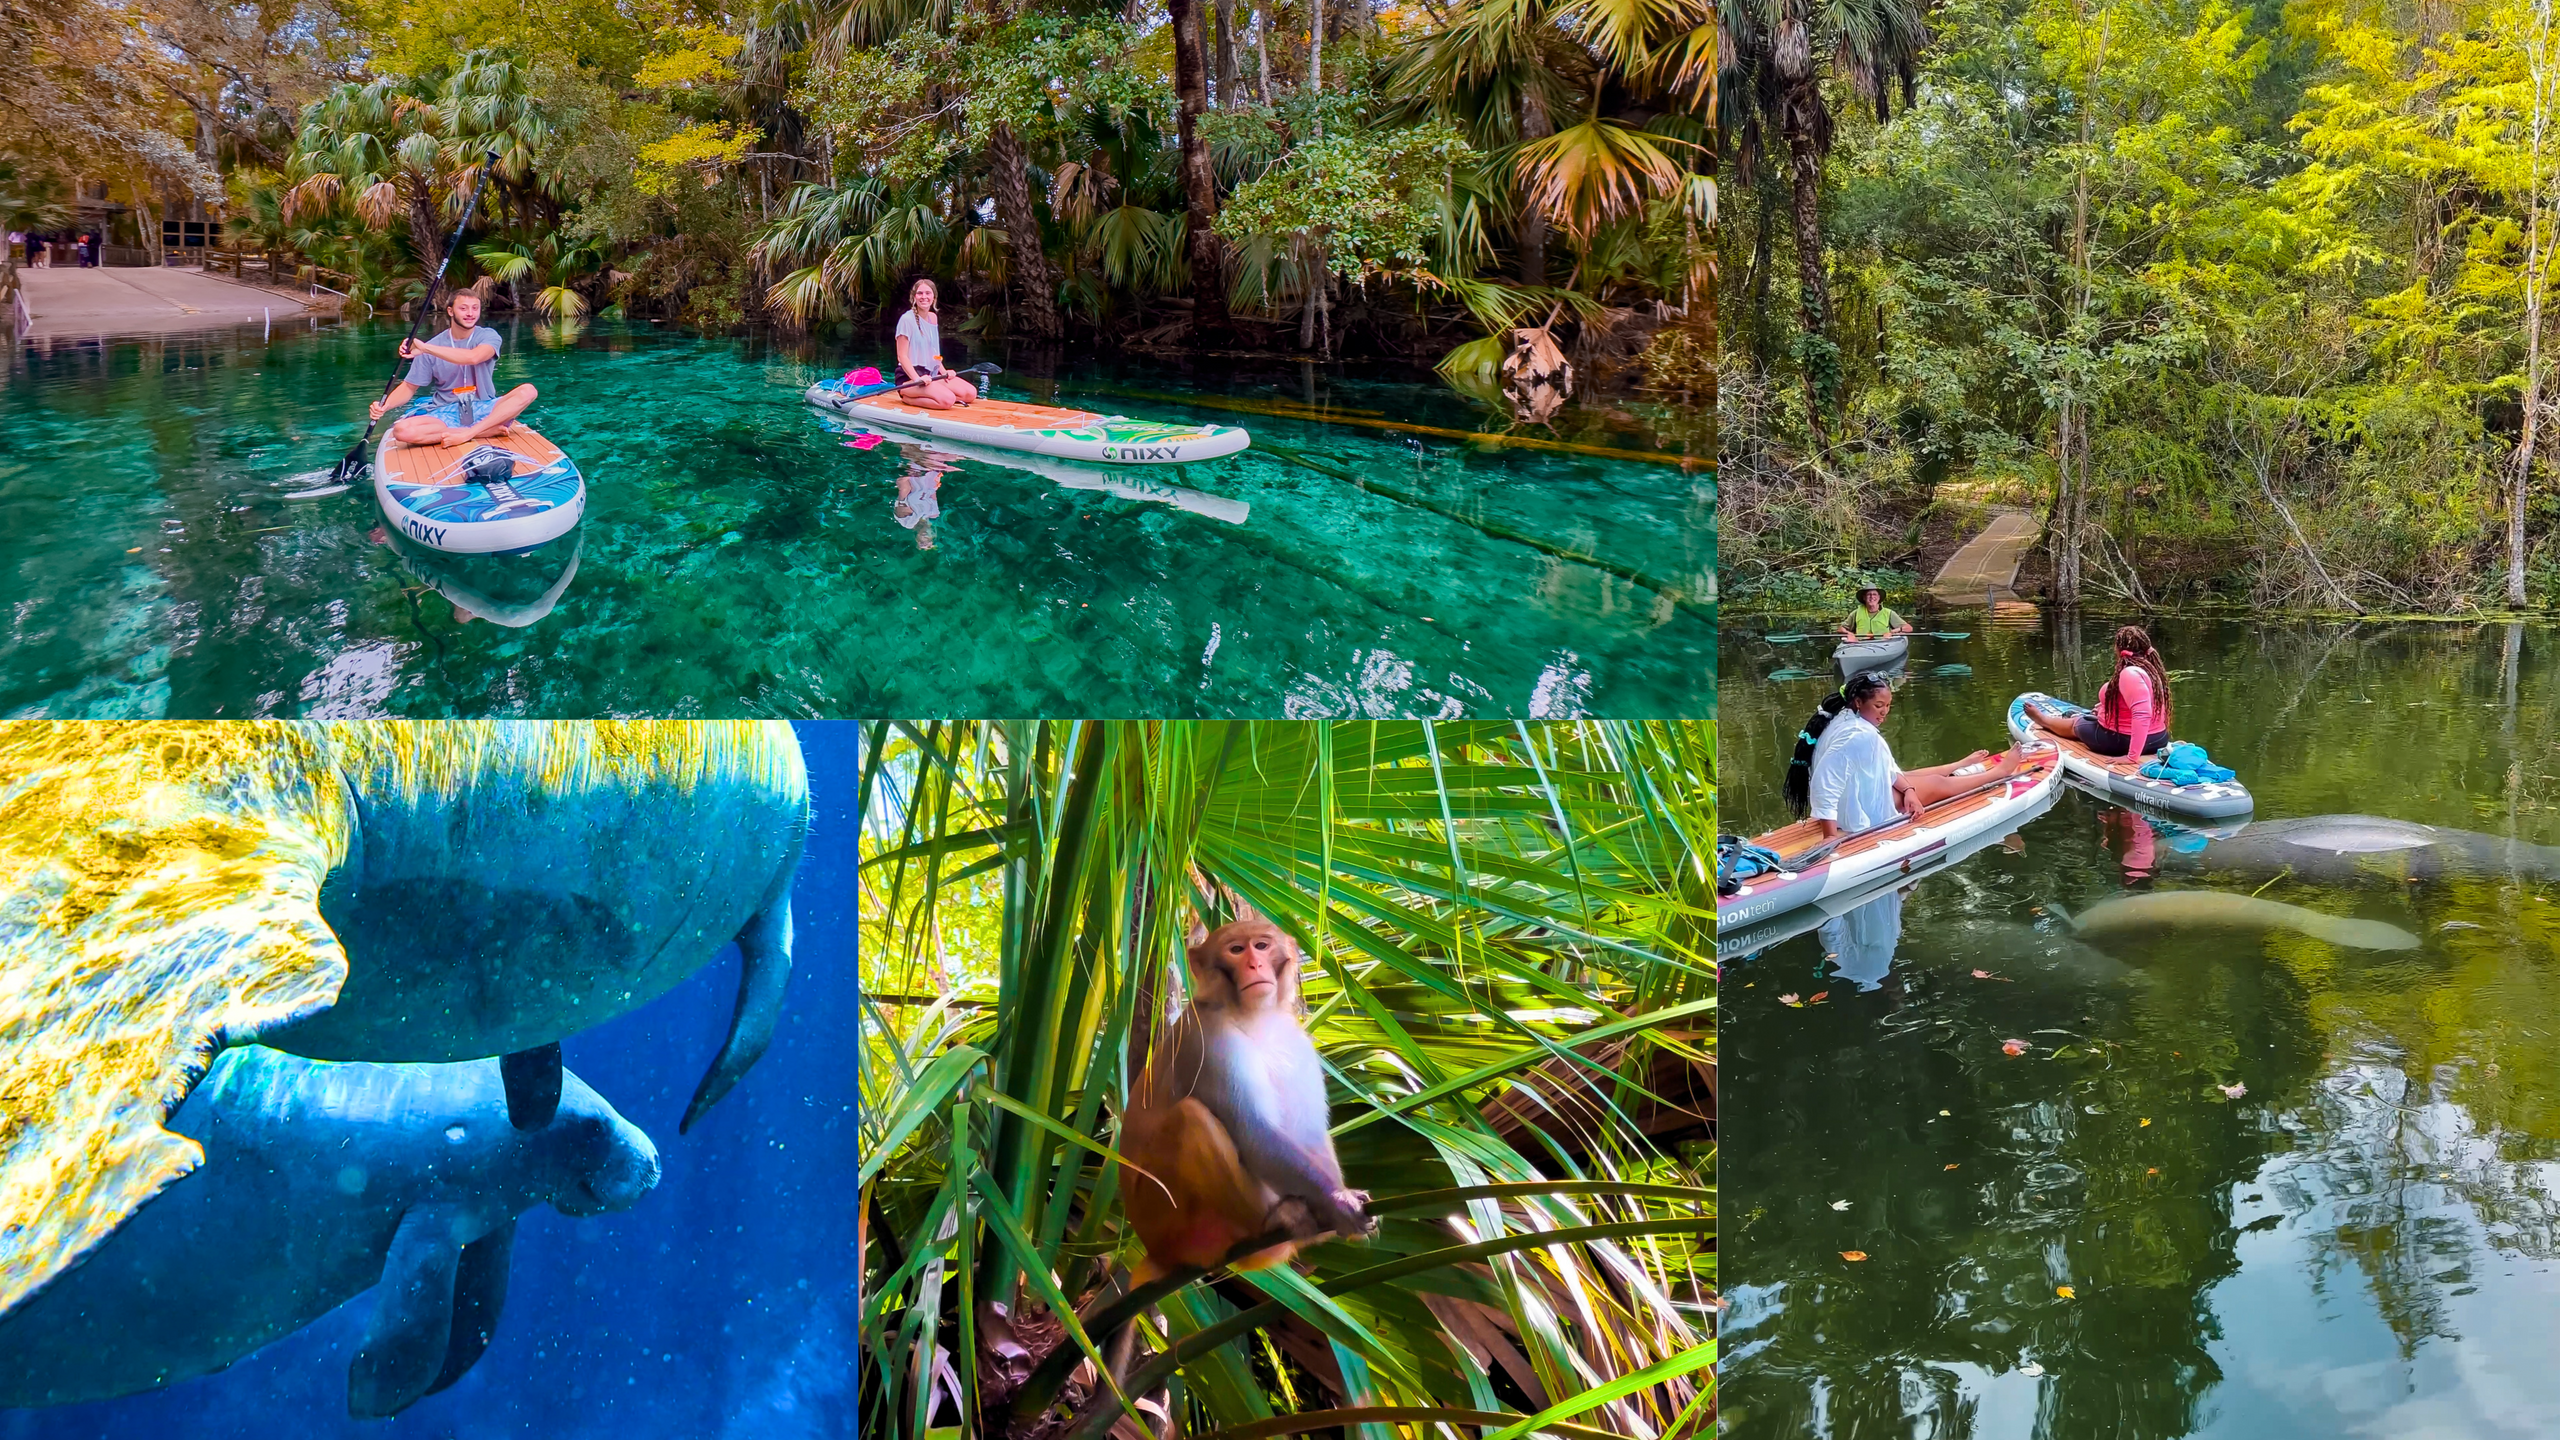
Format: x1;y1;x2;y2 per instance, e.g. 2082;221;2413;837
1324;1188;1377;1238
1265;1196;1325;1239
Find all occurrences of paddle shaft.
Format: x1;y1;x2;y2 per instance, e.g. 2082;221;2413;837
887;361;1000;396
352;150;501;448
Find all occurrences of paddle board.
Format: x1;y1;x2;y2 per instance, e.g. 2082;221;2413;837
806;377;1250;465
373;404;584;555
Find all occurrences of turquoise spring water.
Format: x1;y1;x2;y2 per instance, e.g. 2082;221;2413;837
1;318;1713;718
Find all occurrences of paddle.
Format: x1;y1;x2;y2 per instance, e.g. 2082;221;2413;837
329;148;501;487
858;361;1002;398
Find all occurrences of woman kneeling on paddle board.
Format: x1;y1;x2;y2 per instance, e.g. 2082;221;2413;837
368;291;540;453
2023;625;2171;758
1786;673;2032;838
895;278;976;410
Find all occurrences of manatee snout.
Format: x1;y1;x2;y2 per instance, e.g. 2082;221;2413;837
549;1077;660;1218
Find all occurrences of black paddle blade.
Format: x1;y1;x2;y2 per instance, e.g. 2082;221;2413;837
500;1043;564;1130
331;441;371;486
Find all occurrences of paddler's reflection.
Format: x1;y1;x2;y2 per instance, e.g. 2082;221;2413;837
895;443;960;550
1819;887;1906;993
2101;805;2157;882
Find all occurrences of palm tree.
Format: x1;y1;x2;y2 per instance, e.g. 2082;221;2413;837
1717;0;1929;428
1169;0;1232;341
858;720;1717;1440
286;70;454;272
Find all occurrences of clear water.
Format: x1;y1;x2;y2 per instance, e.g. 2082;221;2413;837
1;723;863;1440
1;320;1713;718
1721;617;2560;1439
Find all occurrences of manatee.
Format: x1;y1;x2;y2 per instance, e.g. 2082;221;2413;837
2067;890;2419;951
0;720;806;1319
0;1045;658;1417
2165;815;2560;885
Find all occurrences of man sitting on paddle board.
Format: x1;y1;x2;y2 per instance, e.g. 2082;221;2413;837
368;291;540;451
894;278;977;411
1838;586;1912;639
1793;673;2031;837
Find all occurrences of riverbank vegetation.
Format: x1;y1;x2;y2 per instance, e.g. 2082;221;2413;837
1720;0;2560;612
5;0;1714;385
857;719;1715;1438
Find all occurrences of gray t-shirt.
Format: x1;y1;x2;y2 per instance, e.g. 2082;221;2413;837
894;309;943;377
404;325;503;405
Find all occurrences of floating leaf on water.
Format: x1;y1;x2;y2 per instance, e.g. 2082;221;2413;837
2056;1285;2075;1299
1809;991;1830;1003
1769;667;1820;681
1944;1163;1960;1171
2219;1081;2247;1099
2002;1038;2029;1056
1841;1251;1868;1262
2140;1117;2152;1127
1939;1109;1952;1117
1831;1199;1850;1210
1779;993;1802;1007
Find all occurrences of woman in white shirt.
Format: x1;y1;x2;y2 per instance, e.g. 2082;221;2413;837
894;278;977;410
1785;673;2030;838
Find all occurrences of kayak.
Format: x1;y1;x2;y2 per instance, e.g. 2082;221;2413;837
374;418;584;555
2007;691;2253;820
1835;633;1910;676
811;410;1250;524
805;377;1250;465
1717;743;2062;931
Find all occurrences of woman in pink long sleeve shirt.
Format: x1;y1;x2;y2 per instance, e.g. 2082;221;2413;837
2025;625;2172;759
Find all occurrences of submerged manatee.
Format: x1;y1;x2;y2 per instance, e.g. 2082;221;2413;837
2167;815;2560;884
0;1045;658;1417
2069;890;2419;951
0;720;806;1319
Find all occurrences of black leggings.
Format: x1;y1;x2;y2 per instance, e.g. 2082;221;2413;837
2075;714;2166;758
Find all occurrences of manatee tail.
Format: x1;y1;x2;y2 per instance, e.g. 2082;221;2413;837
681;893;795;1134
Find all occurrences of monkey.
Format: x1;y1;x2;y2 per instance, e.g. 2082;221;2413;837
1118;915;1373;1283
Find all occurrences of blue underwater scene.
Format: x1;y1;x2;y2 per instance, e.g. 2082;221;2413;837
0;722;864;1440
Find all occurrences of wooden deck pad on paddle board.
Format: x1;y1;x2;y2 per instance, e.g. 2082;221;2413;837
849;394;1107;430
1745;751;2057;869
378;425;567;487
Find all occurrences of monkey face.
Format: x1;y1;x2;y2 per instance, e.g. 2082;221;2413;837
1187;920;1300;1015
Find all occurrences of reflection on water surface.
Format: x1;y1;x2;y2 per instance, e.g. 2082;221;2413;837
1721;618;2560;1439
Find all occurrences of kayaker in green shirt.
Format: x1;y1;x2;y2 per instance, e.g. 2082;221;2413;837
1839;586;1913;640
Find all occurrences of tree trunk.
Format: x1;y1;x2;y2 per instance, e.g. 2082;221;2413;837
405;173;444;280
1777;78;1831;449
1255;3;1272;101
1171;0;1231;342
1309;0;1325;110
1518;89;1551;286
988;122;1061;340
1212;0;1239;107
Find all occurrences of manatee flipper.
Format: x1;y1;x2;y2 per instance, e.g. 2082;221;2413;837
681;894;795;1133
350;1202;472;1418
0;723;354;1320
501;1044;563;1131
423;1217;515;1399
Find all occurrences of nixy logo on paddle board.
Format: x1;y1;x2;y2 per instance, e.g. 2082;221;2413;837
401;517;449;548
1100;444;1181;462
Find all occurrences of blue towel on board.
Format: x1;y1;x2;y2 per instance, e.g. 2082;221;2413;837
2139;740;2237;787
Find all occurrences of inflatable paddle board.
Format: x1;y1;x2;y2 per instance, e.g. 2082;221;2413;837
806;376;1250;465
811;410;1250;524
2007;691;2253;821
1718;742;2062;931
374;403;584;555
